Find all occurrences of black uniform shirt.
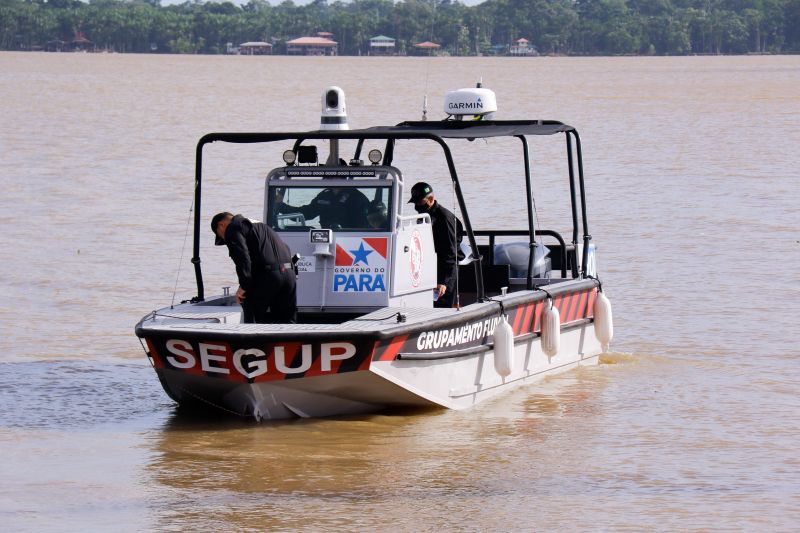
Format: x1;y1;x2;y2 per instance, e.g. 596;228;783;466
428;201;465;291
224;215;293;292
285;188;371;229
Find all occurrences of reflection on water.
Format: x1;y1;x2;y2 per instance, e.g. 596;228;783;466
1;354;797;530
142;361;619;531
1;53;799;531
138;353;799;531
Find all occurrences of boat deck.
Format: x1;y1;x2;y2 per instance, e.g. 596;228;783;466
137;278;597;339
140;304;459;335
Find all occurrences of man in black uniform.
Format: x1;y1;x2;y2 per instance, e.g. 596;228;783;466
408;182;464;308
211;212;297;324
278;187;371;230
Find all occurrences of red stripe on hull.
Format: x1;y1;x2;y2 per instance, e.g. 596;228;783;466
146;338;164;369
512;304;525;335
205;342;246;382
361;341;380;370
532;301;542;333
252;342;305;382
575;290;589;321
565;292;579;322
566;292;578;322
376;334;409;362
301;343;350;378
587;289;598;318
550;296;561;324
520;303;535;334
557;294;569;322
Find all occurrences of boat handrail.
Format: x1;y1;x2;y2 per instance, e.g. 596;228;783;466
396;213;431;230
473;229;569;279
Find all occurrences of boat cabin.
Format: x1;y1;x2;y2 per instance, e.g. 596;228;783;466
263;164;437;316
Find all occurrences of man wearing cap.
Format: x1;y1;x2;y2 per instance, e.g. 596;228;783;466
276;187;371;230
211;212;297;324
408;182;464;308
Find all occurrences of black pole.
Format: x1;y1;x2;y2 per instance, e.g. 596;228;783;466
571;131;592;277
436;138;483;303
565;133;580;278
192;139;206;302
354;138;364;161
384;138;395;165
517;135;536;290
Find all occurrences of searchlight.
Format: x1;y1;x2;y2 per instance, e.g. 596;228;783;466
320;86;349;131
320;86;348;166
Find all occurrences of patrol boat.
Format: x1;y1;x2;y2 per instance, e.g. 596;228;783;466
135;86;613;420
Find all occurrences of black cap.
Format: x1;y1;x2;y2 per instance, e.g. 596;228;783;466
408;182;433;203
210;212;232;245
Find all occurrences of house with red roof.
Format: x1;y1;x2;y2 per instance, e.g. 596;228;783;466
287;34;338;56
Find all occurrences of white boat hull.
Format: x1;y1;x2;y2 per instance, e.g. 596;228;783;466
141;285;602;420
371;322;600;412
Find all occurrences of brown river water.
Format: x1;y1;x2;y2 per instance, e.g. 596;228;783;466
0;53;798;531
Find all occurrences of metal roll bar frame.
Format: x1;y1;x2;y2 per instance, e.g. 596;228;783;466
190;123;591;304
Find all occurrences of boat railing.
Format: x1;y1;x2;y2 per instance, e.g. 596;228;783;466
396;212;431;229
473;229;571;279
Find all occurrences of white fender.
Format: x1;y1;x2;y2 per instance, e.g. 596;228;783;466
593;291;614;352
493;315;514;378
541;298;560;357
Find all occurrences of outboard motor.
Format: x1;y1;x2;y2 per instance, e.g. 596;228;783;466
494;242;551;279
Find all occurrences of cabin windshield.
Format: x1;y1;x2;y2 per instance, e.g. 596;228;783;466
267;185;392;232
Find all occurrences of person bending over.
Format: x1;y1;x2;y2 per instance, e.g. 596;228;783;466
211;212;297;324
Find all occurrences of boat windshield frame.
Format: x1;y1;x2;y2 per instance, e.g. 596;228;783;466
190;120;591;304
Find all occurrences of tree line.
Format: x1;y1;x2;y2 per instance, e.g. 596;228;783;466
1;0;799;56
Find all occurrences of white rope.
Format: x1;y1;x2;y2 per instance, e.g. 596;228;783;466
181;387;250;418
171;198;194;309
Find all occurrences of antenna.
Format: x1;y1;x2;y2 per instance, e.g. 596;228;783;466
422;95;428;121
443;85;497;121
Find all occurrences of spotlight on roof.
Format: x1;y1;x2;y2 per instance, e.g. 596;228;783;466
320;86;349;131
368;149;382;165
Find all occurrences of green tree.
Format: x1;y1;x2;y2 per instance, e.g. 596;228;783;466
0;0;796;55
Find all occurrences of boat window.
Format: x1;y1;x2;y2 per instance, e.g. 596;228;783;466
267;185;391;232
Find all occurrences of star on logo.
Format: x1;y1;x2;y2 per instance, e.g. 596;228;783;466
350;242;373;265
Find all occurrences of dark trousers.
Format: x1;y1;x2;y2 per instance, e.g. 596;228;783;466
434;288;456;309
242;270;297;324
